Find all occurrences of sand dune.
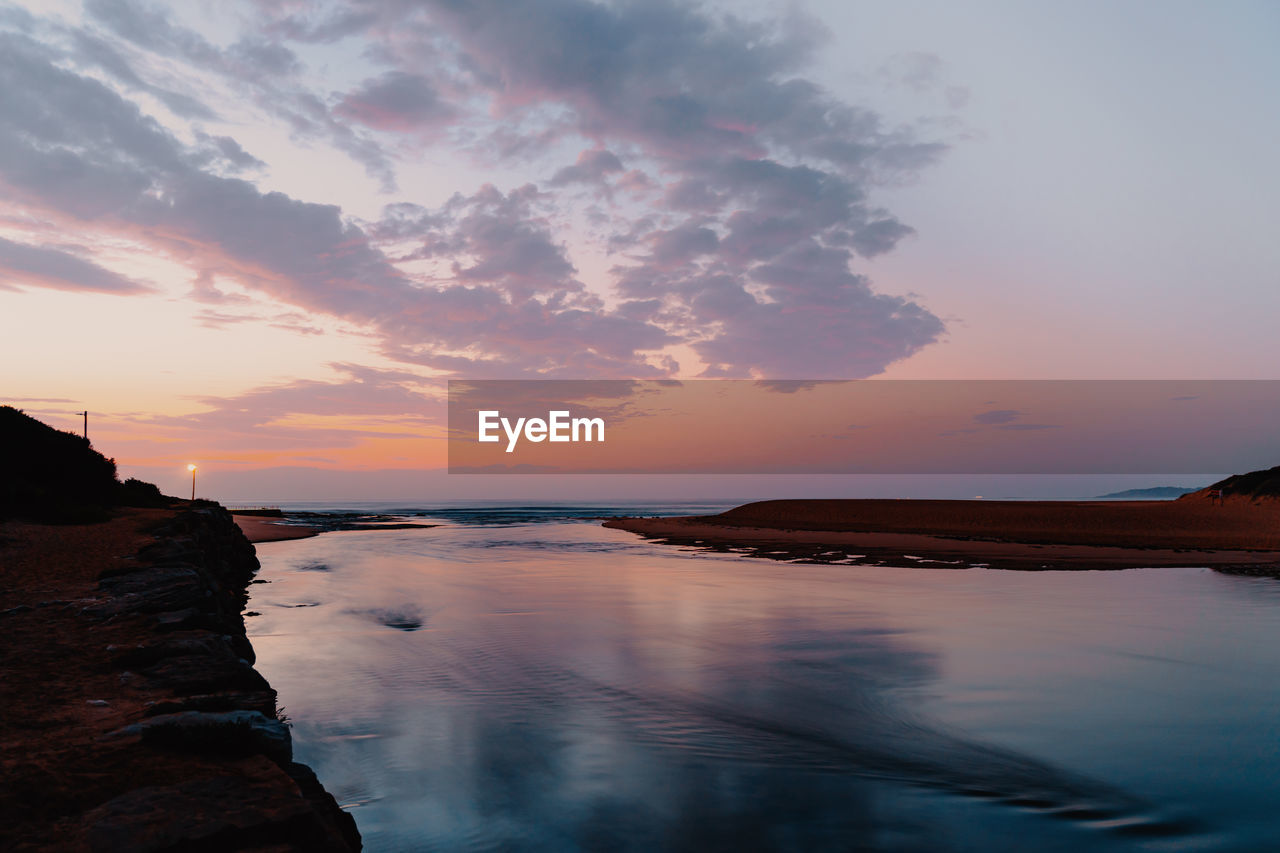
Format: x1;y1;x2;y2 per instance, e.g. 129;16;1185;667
604;497;1280;571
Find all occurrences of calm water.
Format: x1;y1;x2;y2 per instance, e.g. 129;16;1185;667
246;504;1280;852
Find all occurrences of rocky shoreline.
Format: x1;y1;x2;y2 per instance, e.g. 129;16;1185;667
0;504;361;851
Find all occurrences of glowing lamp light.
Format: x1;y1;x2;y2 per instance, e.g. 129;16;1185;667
187;463;198;500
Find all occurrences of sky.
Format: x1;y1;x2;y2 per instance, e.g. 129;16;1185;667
447;380;1280;476
1;0;1277;499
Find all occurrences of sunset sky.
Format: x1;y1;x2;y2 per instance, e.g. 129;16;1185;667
2;1;1277;498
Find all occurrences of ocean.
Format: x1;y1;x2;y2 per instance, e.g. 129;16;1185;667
246;502;1280;851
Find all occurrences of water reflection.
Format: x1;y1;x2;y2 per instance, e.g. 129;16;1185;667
246;514;1280;851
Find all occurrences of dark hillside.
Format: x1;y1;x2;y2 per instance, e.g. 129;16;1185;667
1181;465;1280;503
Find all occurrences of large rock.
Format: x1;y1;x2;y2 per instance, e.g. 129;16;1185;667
83;756;357;852
107;710;293;765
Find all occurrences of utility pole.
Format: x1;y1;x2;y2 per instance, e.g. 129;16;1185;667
76;410;87;439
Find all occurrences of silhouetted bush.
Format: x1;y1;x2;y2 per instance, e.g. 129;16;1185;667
119;477;172;508
0;406;169;522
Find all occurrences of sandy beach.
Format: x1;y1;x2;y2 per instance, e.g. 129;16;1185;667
232;515;321;543
604;497;1280;571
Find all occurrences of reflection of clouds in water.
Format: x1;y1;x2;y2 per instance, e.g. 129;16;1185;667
449;631;1124;807
330;621;1173;850
250;521;1208;851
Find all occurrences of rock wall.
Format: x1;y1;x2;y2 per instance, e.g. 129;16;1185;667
79;505;362;851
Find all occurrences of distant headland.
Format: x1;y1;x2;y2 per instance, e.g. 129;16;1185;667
605;467;1280;573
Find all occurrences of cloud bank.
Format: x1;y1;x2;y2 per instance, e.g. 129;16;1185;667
1;0;949;379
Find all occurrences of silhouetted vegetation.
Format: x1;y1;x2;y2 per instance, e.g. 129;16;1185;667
0;406;173;522
118;477;170;508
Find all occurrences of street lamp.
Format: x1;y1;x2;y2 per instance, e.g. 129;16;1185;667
187;464;198;501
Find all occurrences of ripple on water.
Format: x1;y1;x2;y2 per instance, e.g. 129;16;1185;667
358;605;425;631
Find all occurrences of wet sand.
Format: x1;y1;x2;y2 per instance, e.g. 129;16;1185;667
604;498;1280;571
232;515;320;543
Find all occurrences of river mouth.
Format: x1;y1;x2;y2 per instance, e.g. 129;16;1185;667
247;506;1280;851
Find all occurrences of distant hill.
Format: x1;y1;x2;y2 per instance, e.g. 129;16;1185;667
1096;486;1200;500
1180;464;1280;503
0;406;172;522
